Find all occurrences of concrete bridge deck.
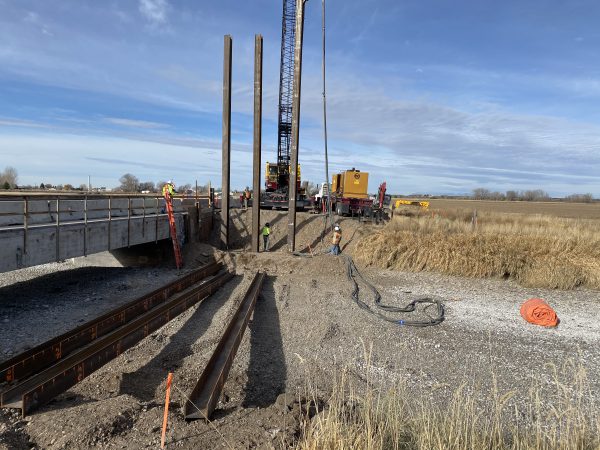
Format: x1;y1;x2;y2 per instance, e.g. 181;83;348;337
0;193;192;273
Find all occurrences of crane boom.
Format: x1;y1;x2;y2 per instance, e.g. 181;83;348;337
261;0;309;210
276;0;297;190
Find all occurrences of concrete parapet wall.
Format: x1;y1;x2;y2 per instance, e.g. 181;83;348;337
0;214;184;273
0;197;185;227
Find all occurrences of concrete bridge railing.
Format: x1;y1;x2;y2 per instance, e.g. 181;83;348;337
0;192;194;273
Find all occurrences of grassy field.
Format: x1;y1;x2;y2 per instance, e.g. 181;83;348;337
355;210;600;290
393;198;600;219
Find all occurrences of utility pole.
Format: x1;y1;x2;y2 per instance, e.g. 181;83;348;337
287;0;308;252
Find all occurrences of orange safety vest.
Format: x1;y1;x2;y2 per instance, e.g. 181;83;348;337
332;230;342;245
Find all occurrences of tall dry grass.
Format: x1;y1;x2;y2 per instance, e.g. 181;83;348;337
354;210;600;289
296;352;600;450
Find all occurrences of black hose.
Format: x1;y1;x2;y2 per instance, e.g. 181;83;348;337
290;251;445;326
343;255;444;327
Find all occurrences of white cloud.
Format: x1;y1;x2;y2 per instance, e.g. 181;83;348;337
139;0;169;25
103;117;169;129
0;118;51;129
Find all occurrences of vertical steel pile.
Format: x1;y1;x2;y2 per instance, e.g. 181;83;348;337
252;35;263;253
287;0;307;252
221;35;232;250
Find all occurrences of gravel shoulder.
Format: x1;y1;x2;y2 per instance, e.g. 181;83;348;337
1;210;599;449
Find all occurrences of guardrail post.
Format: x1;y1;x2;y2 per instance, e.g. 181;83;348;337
127;197;131;247
23;197;28;257
84;195;88;256
108;197;112;250
56;198;60;261
155;197;159;243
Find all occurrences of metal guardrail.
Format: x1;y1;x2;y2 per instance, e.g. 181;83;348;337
0;193;196;265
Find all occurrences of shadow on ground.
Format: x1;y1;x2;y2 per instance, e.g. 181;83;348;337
119;275;243;401
0;266;134;311
243;275;286;407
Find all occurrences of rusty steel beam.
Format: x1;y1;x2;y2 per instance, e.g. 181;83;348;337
287;0;308;252
185;272;265;420
1;270;233;417
0;261;221;385
251;34;263;253
220;35;232;250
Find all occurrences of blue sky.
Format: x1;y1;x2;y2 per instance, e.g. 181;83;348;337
1;0;600;195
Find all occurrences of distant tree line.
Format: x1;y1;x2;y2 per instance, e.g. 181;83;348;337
0;166;18;189
472;188;595;202
117;173;203;194
564;193;594;203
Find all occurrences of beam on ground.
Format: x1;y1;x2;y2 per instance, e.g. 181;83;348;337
0;261;221;385
252;34;263;253
1;270;234;416
287;0;307;252
185;272;265;420
221;35;232;250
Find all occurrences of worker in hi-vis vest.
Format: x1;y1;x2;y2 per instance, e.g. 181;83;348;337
162;180;175;199
261;222;271;252
329;224;342;255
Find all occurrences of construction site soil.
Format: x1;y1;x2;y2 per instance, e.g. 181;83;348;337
1;210;599;449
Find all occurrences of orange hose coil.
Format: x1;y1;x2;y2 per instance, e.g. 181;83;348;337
520;298;559;327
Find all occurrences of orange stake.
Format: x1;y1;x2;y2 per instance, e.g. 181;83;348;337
161;372;174;449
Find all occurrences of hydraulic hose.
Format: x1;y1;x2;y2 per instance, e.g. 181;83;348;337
291;251;445;326
343;255;444;327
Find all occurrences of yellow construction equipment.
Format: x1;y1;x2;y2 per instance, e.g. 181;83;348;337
331;168;373;216
394;199;430;210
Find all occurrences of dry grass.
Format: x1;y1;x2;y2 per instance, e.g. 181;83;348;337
354;210;600;290
296;351;600;450
395;199;600;219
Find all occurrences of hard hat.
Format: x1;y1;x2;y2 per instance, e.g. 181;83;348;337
265;222;270;227
167;179;172;184
334;225;340;231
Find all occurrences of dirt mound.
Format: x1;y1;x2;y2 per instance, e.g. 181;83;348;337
212;209;371;255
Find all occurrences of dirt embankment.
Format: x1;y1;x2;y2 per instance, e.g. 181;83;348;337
1;210;599;449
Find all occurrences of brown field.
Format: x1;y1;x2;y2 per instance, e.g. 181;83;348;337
394;198;600;219
356;210;600;290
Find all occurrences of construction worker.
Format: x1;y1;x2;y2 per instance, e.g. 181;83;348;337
261;222;271;252
330;224;342;255
243;187;251;209
162;180;175;199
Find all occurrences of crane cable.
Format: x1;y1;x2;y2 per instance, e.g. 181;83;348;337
320;0;333;243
